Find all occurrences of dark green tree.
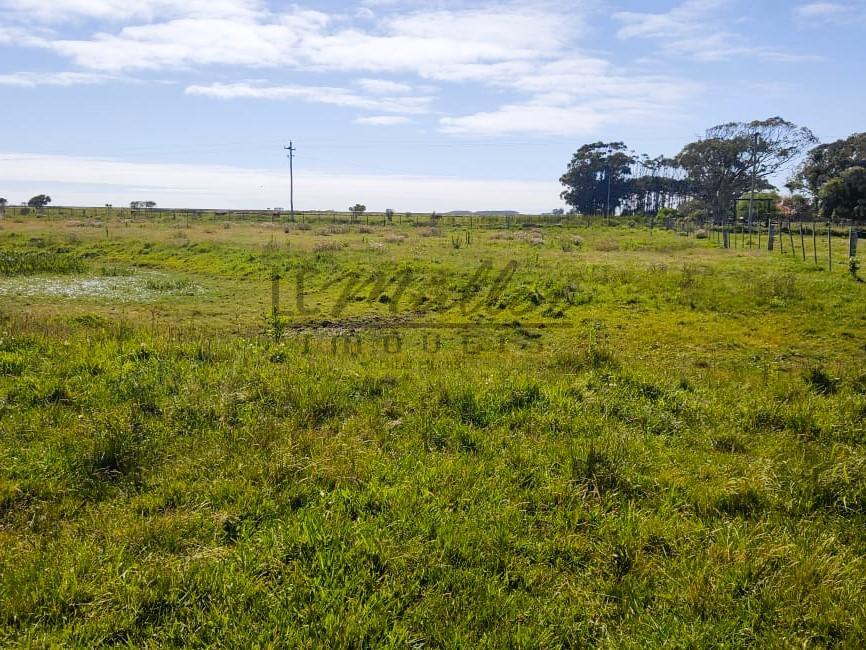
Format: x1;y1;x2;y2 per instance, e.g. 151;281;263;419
560;142;635;216
791;132;866;197
819;167;866;221
676;117;816;221
28;194;52;209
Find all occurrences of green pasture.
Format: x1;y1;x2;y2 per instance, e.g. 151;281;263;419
0;214;864;646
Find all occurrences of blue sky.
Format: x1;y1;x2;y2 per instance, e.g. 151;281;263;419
0;0;863;212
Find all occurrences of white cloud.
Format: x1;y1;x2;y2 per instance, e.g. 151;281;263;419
0;71;112;86
614;0;815;62
185;82;433;114
615;0;726;40
438;92;683;137
0;24;50;46
357;78;413;95
355;115;411;126
795;1;866;23
50;12;329;71
0;0;264;22
0;2;701;140
433;53;699;136
440;103;606;137
28;6;568;74
0;152;560;212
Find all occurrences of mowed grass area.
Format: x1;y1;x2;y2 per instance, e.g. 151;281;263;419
1;215;865;646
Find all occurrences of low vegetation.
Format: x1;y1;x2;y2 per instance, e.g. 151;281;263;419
0;215;864;645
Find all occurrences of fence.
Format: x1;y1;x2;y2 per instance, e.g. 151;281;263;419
658;216;863;273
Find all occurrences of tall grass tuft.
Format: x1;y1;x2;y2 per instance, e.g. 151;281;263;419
0;251;85;275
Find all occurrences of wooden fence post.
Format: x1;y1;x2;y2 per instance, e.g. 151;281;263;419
799;223;806;261
828;223;832;271
768;220;775;251
812;222;817;264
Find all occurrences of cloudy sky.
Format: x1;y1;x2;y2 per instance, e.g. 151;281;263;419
0;0;863;211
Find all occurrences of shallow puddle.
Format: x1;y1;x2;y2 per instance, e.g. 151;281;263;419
0;271;204;303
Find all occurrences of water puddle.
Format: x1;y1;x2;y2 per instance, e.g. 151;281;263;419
0;271;204;303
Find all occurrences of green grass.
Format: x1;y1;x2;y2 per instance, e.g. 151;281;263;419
0;251;85;276
0;216;865;646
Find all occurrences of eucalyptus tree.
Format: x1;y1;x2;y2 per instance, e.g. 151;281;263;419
676;117;817;222
560;142;635;216
791;132;866;197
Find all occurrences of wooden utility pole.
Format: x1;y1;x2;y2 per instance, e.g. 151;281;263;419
606;165;612;226
747;132;758;248
284;142;296;222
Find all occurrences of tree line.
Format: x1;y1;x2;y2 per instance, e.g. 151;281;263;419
560;118;866;224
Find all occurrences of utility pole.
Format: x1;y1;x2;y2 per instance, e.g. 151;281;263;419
606;165;612;226
284;142;296;222
747;132;758;249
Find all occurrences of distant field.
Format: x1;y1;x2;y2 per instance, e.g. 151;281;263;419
1;214;865;646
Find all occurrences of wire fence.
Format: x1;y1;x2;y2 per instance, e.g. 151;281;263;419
3;205;863;270
658;217;863;272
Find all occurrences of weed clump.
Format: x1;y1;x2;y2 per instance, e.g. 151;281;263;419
570;444;622;496
711;486;767;518
0;251;85;275
68;420;147;489
550;346;618;372
804;367;838;396
312;241;344;254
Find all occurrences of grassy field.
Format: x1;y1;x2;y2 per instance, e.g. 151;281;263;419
1;214;865;647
